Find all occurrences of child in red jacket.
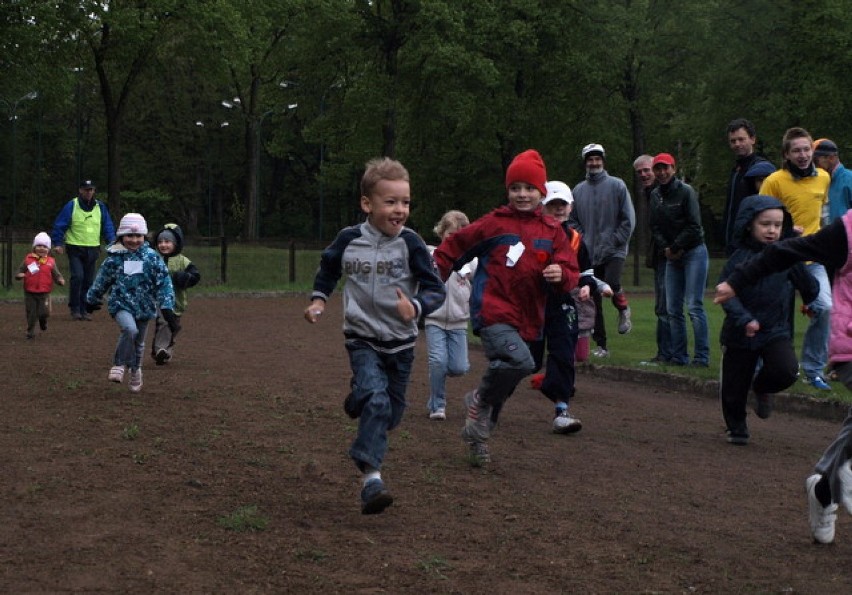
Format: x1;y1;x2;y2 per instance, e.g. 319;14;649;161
16;232;65;339
432;149;579;464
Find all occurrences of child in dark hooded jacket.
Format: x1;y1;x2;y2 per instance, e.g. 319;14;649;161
718;195;819;445
151;223;200;365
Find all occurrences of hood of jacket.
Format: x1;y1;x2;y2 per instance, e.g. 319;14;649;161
731;194;794;250
152;223;185;256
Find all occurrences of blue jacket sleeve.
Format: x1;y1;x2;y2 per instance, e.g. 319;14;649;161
404;231;446;319
100;202;116;244
311;227;358;300
50;201;74;248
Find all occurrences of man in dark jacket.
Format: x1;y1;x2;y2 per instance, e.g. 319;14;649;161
722;118;769;255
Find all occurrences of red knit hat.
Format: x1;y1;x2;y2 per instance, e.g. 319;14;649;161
505;149;548;196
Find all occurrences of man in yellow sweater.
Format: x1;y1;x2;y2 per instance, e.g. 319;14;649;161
760;127;832;390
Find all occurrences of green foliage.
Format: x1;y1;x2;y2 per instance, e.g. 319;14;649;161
216;504;269;532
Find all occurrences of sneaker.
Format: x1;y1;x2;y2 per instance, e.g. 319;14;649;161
39;317;47;331
468;441;491;465
591;346;609;358
754;392;773;419
26;332;35;340
128;368;143;392
807;376;832;391
617;307;632;334
108;365;126;383
552;410;583;434
461;390;492;444
81;312;93;321
806;474;838;544
429;408;446;421
154;349;170;365
838;460;852;515
726;429;749;445
360;478;393;515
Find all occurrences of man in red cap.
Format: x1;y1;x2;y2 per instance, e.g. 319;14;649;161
569;143;636;358
433;149;579;465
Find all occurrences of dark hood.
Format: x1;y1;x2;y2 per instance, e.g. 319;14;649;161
731;194;793;250
153;223;185;256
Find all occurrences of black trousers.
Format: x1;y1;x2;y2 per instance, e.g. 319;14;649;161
720;338;798;435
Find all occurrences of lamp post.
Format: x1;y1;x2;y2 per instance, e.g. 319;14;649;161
0;91;38;226
196;119;229;237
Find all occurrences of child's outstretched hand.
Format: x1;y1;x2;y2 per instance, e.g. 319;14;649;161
395;288;416;322
578;285;591;301
304;299;325;323
714;282;736;304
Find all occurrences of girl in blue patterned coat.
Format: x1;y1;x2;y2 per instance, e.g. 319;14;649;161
86;213;179;393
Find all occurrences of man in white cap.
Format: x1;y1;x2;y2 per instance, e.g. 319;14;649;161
569;143;636;358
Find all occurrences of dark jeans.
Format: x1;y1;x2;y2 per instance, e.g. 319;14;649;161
66;245;100;314
529;296;579;405
653;261;673;360
592;257;626;349
720;339;798;436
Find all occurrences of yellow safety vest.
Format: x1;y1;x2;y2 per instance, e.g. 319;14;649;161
64;199;103;247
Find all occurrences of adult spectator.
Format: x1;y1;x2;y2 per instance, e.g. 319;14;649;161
722;118;769;255
812;138;852;224
649;153;710;367
569;143;636;357
51;179;116;321
760;127;832;390
634;154;671;364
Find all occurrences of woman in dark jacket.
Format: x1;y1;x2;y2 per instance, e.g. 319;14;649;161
649;153;709;366
718;194;819;444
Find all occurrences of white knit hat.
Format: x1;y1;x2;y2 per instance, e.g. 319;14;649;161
117;213;148;237
33;232;51;249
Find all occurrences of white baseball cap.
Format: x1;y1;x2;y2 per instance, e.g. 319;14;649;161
543;181;574;205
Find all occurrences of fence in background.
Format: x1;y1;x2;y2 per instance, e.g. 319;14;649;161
0;227;325;292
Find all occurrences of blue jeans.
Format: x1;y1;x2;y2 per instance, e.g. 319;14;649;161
345;341;414;471
665;244;709;365
66;245;100;314
801;262;832;379
113;310;150;371
653;260;673;360
425;325;470;413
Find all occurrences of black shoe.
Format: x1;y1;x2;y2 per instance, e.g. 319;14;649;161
360;479;393;514
754;393;773;419
689;361;709;368
726;429;749;445
26;332;35;340
343;393;361;419
155;349;170;365
39;317;47;331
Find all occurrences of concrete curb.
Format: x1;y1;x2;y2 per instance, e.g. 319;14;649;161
578;364;850;423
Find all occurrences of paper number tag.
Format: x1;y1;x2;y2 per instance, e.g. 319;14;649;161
27;262;39;274
506;241;525;268
124;261;143;275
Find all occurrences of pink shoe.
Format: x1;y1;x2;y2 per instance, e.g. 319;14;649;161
108;365;126;383
128;368;143;392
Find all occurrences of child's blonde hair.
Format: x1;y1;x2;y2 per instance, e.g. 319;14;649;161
433;210;470;239
361;157;410;197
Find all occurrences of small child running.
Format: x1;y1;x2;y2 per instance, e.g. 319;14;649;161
304;157;445;514
15;232;65;339
432;149;579;464
151;223;200;365
86;213;179;393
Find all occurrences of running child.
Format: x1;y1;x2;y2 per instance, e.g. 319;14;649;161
15;232;65;339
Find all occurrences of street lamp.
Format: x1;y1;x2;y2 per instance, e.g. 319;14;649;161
196;119;229;237
0;90;38;227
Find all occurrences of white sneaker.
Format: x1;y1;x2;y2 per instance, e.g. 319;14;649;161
806;474;838;544
429;408;446;421
617;307;632;334
552;410;582;434
128;369;143;393
838;460;852;515
108;365;126;383
592;346;609;358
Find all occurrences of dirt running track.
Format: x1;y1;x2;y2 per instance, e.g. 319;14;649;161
2;295;851;593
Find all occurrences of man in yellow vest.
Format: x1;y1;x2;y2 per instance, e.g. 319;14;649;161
51;179;116;320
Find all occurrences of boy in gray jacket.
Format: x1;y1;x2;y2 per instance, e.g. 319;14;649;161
305;157;445;515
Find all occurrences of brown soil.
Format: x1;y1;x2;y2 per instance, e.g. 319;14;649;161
2;295;851;593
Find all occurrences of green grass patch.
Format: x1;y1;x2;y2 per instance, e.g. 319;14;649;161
216;505;269;532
